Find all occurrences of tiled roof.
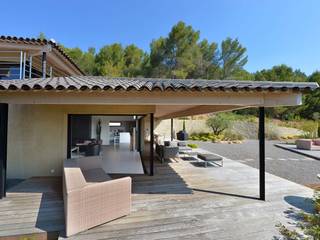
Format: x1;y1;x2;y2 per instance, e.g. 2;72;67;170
0;35;84;75
0;76;318;92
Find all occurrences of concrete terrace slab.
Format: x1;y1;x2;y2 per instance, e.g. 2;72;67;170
0;158;314;240
275;143;320;160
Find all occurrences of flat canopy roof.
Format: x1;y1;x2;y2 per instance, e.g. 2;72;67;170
0;77;318;119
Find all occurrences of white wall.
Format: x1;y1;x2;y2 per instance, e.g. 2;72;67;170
90;116;136;145
91;116;110;145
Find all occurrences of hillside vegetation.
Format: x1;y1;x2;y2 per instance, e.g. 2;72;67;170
39;21;319;121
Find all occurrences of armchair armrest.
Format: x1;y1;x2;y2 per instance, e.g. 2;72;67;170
85;176;132;195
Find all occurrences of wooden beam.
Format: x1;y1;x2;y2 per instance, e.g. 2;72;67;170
0;104;8;199
156;105;248;119
48;49;83;76
259;107;265;201
0;91;302;108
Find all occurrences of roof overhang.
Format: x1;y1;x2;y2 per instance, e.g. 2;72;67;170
0;36;84;76
0;77;317;119
0;90;304;119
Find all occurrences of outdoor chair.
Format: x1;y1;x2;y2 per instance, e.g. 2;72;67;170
156;143;179;163
198;153;223;167
85;143;101;156
63;156;131;237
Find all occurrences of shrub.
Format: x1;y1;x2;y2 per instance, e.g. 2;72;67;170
266;125;281;140
300;121;318;138
211;135;221;143
265;131;281;140
277;190;320;240
187;143;198;149
206;113;232;135
200;136;210;141
189;131;244;142
279;120;318;138
223;131;244;141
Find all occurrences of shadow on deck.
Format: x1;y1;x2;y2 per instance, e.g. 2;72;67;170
4;177;64;239
1;160;192;239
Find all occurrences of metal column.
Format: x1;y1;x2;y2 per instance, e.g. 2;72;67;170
259;107;265;200
0;104;8;199
149;113;154;176
171;118;174;141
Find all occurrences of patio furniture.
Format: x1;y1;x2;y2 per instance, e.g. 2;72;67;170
179;146;192;153
63;156;131;237
70;146;80;157
197;153;223;167
296;139;320;151
177;141;187;147
156;143;179;163
180;150;199;161
84;143;100;156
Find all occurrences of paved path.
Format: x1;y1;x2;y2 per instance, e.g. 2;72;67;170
192;140;320;187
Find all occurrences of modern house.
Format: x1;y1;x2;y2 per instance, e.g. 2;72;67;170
0;36;318;238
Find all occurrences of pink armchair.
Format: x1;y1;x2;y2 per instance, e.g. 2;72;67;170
63;156;131;237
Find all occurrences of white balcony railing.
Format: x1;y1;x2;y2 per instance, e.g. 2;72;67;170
0;51;53;80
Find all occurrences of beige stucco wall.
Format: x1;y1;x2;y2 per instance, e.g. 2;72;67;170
7;104;154;179
7;105;67;179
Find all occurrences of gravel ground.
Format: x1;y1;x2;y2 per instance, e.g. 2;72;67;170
191;140;320;186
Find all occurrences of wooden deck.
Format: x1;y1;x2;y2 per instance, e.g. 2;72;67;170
0;177;64;239
0;158;314;240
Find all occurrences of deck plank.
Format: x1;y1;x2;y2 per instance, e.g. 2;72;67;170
0;158;314;240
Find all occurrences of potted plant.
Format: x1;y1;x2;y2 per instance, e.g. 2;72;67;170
176;119;188;140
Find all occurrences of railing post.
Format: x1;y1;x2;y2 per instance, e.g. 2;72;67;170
259;107;265;201
19;51;23;79
22;52;26;79
41;52;47;79
29;56;32;79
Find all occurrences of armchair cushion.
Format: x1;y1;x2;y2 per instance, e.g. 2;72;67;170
82;168;112;183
